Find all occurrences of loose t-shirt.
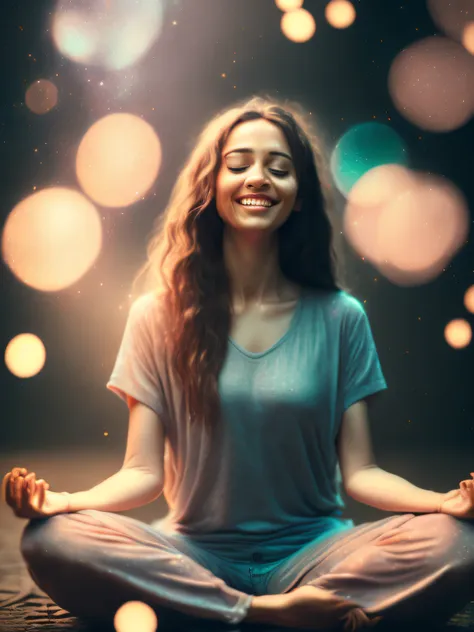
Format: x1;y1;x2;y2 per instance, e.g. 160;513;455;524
106;287;387;563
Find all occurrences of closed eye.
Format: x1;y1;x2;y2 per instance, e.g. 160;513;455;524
228;167;288;177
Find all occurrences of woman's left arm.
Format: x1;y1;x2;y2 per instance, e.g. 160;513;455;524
337;401;474;518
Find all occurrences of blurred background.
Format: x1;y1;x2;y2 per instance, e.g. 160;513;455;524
1;0;474;529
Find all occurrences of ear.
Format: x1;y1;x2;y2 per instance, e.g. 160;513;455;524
293;199;302;212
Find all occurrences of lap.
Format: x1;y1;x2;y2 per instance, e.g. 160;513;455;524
267;512;471;595
20;509;228;581
21;509;474;599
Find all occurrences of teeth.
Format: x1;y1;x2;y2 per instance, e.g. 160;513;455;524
238;199;273;207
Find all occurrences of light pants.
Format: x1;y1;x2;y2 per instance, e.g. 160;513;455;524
20;510;474;630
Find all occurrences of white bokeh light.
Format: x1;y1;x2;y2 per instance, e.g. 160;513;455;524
51;0;164;70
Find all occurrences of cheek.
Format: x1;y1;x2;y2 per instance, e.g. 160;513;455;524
216;176;237;203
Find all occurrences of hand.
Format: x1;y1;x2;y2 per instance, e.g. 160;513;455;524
439;473;474;520
2;467;71;519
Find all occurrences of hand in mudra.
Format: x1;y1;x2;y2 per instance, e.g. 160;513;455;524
439;472;474;520
2;467;71;519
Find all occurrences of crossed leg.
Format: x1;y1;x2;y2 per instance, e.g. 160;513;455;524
257;513;474;631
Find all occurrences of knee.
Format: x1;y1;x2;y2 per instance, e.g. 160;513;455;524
20;513;72;563
417;513;473;571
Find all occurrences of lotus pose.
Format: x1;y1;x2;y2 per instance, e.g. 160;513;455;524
4;95;474;632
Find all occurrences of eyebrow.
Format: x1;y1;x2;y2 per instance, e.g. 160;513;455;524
224;148;293;162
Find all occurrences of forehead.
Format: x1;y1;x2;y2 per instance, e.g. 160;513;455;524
222;119;291;155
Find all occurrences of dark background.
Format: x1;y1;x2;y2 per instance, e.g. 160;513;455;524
1;0;473;513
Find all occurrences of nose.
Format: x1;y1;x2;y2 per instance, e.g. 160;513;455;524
246;172;270;189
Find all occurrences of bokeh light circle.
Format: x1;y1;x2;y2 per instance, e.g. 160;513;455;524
325;0;356;29
331;123;408;197
114;601;158;632
25;79;58;115
343;165;469;286
4;334;46;379
281;8;316;43
462;22;474;55
76;113;162;208
444;319;472;349
464;285;474;313
427;0;474;43
388;36;474;132
51;0;163;70
2;187;102;292
377;174;469;273
275;0;304;11
344;164;416;265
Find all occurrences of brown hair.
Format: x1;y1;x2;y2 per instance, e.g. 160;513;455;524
132;94;350;433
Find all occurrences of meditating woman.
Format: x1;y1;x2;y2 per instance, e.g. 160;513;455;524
4;95;474;632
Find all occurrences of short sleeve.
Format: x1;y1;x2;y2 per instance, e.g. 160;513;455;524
106;294;168;418
341;298;387;412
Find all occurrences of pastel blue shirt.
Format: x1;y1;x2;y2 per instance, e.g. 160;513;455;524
107;287;387;562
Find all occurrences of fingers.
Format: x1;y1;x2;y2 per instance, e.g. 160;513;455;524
5;468;29;507
37;480;46;508
24;472;37;505
3;468;41;512
460;479;474;499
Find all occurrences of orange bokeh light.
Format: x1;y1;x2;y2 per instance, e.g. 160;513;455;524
76;113;162;208
343;165;469;287
462;22;474;55
378;174;468;273
444;319;472;349
4;334;46;379
344;165;416;266
114;601;158;632
25;79;58;115
325;0;356;29
464;285;474;314
275;0;303;11
2;187;102;292
281;8;316;43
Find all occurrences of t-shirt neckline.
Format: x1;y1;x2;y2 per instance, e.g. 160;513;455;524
228;287;305;359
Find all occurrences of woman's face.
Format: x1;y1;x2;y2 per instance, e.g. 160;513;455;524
215;119;300;234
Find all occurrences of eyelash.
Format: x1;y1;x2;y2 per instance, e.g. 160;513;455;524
228;167;288;177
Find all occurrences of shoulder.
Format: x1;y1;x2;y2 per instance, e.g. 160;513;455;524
304;287;365;320
130;291;162;313
127;291;168;330
335;291;366;320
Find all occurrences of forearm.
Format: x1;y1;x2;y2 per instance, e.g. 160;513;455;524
346;466;442;513
67;467;163;512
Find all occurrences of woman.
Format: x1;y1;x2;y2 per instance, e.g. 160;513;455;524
4;95;474;632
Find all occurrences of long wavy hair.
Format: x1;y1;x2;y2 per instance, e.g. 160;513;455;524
132;94;350;433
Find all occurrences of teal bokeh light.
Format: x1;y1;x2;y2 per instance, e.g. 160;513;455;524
330;122;409;197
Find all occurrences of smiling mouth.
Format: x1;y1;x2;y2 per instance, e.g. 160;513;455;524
235;200;279;209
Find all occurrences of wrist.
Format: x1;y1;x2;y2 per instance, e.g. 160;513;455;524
436;492;445;513
61;492;72;513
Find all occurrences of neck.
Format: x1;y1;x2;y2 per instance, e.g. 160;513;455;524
223;229;285;307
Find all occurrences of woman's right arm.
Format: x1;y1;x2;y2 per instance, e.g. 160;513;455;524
3;400;165;518
67;467;163;512
69;398;166;512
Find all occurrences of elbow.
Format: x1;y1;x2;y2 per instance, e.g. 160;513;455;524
152;479;164;498
145;472;164;497
121;466;164;497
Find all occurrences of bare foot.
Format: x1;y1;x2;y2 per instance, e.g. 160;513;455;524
248;586;383;631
